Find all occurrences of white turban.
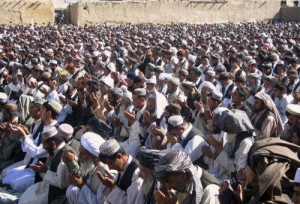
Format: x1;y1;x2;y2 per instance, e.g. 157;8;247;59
200;81;217;92
81;132;105;157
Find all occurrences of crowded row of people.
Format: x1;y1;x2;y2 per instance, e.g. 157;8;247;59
0;21;299;203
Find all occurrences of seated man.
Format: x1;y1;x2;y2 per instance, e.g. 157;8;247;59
164;115;206;164
1;98;46;192
208;109;254;181
292;168;300;204
97;139;143;204
65;132;111;204
220;138;300;203
250;92;283;139
19;126;73;204
135;147;164;204
154;150;219;204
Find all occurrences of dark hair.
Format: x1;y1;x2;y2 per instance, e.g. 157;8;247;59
235;87;249;100
99;147;126;163
42;101;58;119
229;56;239;64
46;135;64;145
291;124;300;138
274;83;287;92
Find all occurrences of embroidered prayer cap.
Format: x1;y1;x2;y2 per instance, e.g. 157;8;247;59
133;88;147;97
41;126;58;140
48;100;63;115
99;139;121;157
168;115;184;127
58;123;74;140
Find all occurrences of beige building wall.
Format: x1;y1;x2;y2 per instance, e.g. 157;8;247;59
0;0;54;25
70;0;281;25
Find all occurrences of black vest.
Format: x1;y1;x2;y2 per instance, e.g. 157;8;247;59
48;145;73;204
252;109;275;132
223;83;235;99
116;159;138;191
181;126;203;148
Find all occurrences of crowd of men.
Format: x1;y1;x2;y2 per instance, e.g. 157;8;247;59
0;21;299;204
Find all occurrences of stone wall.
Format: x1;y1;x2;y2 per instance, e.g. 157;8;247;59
69;0;281;25
280;7;300;21
0;0;54;25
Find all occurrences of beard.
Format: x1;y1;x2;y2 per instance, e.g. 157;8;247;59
80;158;96;177
142;177;154;196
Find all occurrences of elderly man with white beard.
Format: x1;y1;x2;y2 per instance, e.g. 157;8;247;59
208;109;254;185
63;132;111;204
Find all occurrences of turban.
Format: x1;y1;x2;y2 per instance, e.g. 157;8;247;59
81;132;105;157
213;109;254;134
136;147;164;169
155;150;192;182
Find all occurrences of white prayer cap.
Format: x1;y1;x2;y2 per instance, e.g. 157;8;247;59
146;77;157;84
99;139;121;157
187;54;196;63
33;98;46;106
92;51;100;57
168;77;180;86
8;62;15;67
81;132;105;157
211;90;223;103
46;49;54;55
201;81;217;92
106;62;116;73
158;73;172;81
47;100;63;115
103;50;111;58
295;168;300;183
0;92;8;105
50;60;58;65
287;104;300;116
168;115;184;127
206;70;216;77
247;59;256;65
41;126;58;140
58;124;74;140
134;88;147;97
100;77;114;88
122;91;133;102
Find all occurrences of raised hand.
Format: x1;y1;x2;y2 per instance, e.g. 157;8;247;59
153;189;178;204
29;161;48;173
62;150;75;164
96;170;116;188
